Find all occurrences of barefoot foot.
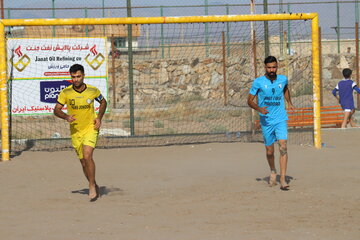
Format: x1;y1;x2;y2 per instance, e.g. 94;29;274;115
269;172;277;187
279;177;289;191
89;184;99;202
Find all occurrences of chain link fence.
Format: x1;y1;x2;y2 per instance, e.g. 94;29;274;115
1;0;358;153
3;1;360;39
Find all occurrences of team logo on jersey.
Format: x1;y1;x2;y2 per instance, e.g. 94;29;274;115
264;85;268;89
278;83;282;88
86;98;92;104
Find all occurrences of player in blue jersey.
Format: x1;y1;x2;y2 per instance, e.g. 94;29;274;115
248;56;294;191
332;68;360;128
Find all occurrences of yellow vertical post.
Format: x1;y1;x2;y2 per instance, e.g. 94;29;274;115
0;21;10;160
311;15;322;149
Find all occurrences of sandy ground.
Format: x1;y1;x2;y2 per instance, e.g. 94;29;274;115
0;128;359;240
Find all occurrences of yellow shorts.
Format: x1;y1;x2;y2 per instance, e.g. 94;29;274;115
71;128;99;159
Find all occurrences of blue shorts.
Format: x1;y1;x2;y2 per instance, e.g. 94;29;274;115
261;120;288;146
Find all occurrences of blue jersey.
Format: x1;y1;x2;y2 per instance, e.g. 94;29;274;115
332;79;360;110
249;75;288;125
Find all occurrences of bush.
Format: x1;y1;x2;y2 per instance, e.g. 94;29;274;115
153;120;164;128
209;125;227;133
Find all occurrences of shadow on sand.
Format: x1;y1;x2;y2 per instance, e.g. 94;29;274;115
71;186;124;198
256;175;294;185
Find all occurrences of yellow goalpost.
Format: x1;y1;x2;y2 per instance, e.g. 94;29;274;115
0;13;321;161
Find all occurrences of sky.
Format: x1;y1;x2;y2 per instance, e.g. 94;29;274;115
4;0;358;38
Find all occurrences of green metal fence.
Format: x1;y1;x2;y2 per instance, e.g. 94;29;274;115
3;1;360;55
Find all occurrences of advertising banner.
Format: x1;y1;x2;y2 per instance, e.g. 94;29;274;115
7;37;108;115
11;78;107;115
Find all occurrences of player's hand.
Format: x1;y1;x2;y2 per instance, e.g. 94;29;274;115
259;107;268;115
94;118;101;130
65;115;76;123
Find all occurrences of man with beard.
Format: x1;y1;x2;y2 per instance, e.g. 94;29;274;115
54;64;107;201
247;56;294;191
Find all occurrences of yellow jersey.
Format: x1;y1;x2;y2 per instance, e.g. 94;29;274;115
57;84;104;135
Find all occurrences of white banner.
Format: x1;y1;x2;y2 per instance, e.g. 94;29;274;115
11;78;108;115
7;38;108;115
7;38;107;78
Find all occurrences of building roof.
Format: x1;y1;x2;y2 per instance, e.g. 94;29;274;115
21;24;141;38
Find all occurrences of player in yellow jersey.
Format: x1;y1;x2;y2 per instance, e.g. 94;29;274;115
54;64;107;201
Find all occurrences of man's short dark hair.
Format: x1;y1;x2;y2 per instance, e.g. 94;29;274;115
264;56;278;64
342;68;352;79
69;64;85;74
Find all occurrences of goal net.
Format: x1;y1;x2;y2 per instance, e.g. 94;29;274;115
1;14;320;158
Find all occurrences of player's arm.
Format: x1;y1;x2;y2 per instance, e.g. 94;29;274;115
353;84;360;94
94;98;107;130
247;93;268;115
332;84;340;102
332;88;339;96
248;80;268;115
332;88;338;97
54;103;76;123
284;85;295;110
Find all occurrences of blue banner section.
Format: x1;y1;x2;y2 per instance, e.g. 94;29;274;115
40;80;72;103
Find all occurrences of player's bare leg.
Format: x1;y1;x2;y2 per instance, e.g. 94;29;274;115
80;158;98;188
265;144;277;186
80;150;99;200
348;110;357;127
341;112;351;128
278;140;289;190
80;158;89;180
82;145;98;201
